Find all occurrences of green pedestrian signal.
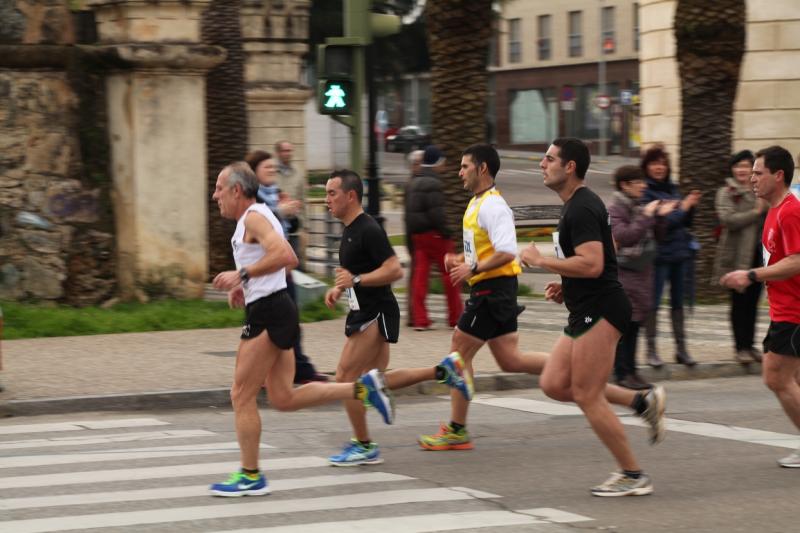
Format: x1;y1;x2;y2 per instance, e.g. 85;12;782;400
318;79;353;115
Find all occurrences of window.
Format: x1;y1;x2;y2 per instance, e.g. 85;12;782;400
602;6;615;54
508;18;522;63
537;15;552;60
633;3;640;52
568;11;582;57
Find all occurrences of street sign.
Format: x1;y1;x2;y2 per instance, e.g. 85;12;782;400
595;94;611;109
560;100;575;111
620;90;633;105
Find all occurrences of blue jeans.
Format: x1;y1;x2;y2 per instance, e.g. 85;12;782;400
653;261;685;312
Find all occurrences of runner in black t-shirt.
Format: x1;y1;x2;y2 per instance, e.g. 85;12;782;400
520;138;665;497
323;170;474;467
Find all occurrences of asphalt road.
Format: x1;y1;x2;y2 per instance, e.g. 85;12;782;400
2;376;798;532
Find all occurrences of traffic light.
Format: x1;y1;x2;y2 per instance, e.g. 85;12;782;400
317;43;357;115
318;79;354;115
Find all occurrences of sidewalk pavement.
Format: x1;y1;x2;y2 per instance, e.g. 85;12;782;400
0;296;761;417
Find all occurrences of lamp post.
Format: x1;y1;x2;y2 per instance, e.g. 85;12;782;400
598;0;608;157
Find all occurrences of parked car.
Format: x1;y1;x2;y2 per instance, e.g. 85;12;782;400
385;126;431;153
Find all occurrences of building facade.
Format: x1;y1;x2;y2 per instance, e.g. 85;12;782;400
492;0;641;155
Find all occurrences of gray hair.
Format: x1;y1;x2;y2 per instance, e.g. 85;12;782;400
224;161;259;198
408;149;424;167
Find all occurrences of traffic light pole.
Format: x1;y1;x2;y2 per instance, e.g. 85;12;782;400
365;44;382;222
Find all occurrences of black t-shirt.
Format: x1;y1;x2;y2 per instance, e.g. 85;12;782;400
339;212;398;313
557;187;622;312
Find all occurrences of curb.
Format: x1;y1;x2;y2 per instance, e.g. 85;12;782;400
0;361;761;417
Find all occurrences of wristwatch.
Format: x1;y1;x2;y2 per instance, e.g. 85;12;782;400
238;267;250;283
747;270;758;284
470;262;479;274
352;275;362;287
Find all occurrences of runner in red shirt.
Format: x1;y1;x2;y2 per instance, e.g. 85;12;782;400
721;145;800;468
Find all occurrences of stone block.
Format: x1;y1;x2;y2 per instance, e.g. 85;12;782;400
735;81;777;110
735;109;800;139
776;80;800;108
777;20;800;50
740;50;800;81
90;0;209;44
748;0;800;23
747;22;777;51
640;1;675;34
640;57;679;89
639;29;675;61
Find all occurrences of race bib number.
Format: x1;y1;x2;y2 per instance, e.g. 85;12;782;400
346;287;360;311
463;229;477;267
553;231;565;259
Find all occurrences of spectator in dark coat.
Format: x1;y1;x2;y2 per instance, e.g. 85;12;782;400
608;166;675;389
712;150;767;363
404;146;463;329
641;145;701;368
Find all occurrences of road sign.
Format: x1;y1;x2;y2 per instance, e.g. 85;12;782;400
620;90;633;105
595;94;611;109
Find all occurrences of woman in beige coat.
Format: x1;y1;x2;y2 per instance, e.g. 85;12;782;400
712;150;767;363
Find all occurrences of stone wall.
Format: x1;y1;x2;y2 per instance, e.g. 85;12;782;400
0;1;116;304
640;0;800;175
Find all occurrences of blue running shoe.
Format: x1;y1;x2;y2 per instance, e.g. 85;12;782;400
438;351;473;401
209;471;270;497
358;369;395;424
328;438;383;466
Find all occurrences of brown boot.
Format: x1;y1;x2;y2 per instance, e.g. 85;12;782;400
671;308;696;367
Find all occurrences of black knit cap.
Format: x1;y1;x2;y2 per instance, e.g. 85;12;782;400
729;149;754;170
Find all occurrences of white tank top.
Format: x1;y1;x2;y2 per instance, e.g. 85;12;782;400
232;203;287;304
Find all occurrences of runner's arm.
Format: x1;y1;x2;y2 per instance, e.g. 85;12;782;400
336;255;403;289
749;254;800;282
243;211;298;277
528;241;604;278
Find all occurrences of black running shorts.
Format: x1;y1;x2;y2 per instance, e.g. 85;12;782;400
763;321;800;357
345;305;400;343
241;290;299;350
564;289;632;339
457;276;519;341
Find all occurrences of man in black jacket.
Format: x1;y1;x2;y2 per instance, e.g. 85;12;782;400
405;146;464;330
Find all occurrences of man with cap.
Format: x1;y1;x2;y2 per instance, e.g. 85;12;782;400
404;145;464;330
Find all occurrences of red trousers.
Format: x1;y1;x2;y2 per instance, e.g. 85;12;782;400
411;231;463;328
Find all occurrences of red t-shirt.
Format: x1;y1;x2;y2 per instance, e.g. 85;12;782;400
762;193;800;323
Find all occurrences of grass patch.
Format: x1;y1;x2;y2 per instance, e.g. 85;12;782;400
0;297;343;340
388;234;405;246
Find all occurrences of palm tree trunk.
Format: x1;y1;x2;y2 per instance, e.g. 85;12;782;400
426;0;493;244
675;0;746;300
202;0;249;275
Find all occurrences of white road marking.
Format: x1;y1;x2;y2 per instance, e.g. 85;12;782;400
0;456;329;489
0;487;501;533
473;396;800;449
0;441;271;469
0;418;169;435
0;472;413;510
0;430;215;450
208;507;592;533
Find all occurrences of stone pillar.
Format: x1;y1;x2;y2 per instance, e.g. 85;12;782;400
241;0;311;202
639;0;681;169
0;1;117;304
88;0;225;299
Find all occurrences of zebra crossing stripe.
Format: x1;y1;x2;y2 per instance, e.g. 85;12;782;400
207;508;592;533
0;487;501;533
0;418;170;435
0;441;272;469
0;472;413;510
0;456;329;489
472;397;800;449
0;430;215;450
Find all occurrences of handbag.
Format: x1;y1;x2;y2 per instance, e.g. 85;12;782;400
617;237;657;272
